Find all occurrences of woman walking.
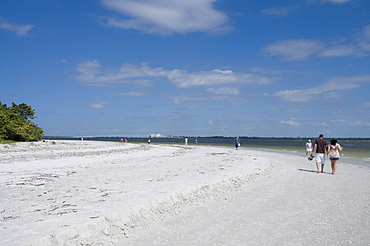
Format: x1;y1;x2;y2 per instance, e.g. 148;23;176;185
327;139;343;175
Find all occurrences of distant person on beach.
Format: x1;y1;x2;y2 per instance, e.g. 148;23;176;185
327;139;343;175
185;138;188;145
312;134;328;173
305;139;313;156
235;137;240;150
147;139;151;144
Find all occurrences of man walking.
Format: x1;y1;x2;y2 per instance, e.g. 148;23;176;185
312;134;327;173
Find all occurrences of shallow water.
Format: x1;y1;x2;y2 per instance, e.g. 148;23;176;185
247;145;370;168
43;136;370;168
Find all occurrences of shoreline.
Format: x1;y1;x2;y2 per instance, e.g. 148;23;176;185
245;146;370;169
1;141;369;245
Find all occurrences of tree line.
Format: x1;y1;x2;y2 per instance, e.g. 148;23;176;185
0;102;44;141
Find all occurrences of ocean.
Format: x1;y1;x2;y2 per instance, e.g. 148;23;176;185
43;136;370;168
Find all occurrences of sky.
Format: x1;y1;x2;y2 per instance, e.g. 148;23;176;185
1;0;370;138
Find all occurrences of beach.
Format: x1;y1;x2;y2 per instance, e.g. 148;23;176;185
1;141;369;245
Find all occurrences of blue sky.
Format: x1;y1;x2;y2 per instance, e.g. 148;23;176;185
1;0;370;138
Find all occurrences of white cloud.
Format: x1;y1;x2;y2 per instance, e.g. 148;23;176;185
322;75;370;91
274;89;320;102
318;45;362;57
274;75;370;102
74;61;165;86
88;101;108;109
114;91;147;97
0;18;34;36
352;120;370;127
206;87;240;95
263;39;326;61
280;118;300;127
359;101;370;107
321;0;351;3
264;25;370;61
186;104;200;109
249;67;296;75
74;61;275;88
261;6;295;17
358;25;370;52
50;59;68;64
75;60;103;83
100;0;230;35
168;69;274;88
171;95;207;104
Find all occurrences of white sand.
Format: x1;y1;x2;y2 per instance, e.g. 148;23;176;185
124;150;370;246
1;141;369;245
1;141;269;246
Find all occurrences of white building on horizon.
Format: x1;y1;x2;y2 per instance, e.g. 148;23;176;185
148;134;165;138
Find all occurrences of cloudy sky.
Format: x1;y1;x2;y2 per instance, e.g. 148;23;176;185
1;0;370;137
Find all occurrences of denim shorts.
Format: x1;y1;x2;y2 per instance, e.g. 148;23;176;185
330;157;340;161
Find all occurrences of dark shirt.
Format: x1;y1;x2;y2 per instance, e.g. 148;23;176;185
314;138;327;153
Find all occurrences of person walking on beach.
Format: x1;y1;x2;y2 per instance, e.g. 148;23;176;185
312;134;327;173
305;139;312;157
327;139;343;175
235;137;240;150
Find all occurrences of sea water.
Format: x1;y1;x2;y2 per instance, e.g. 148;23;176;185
44;136;370;168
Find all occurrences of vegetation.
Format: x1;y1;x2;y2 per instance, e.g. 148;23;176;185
0;102;44;142
0;140;16;144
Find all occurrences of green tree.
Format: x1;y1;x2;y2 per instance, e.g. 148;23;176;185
0;103;9;140
11;102;36;120
0;102;44;141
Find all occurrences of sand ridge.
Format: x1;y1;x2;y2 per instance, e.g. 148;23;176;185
124;151;370;246
0;141;269;245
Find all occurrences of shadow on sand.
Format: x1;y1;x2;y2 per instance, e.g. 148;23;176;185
298;169;332;174
298;169;317;173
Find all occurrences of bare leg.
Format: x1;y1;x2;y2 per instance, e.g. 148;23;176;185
321;163;325;173
331;160;338;175
316;162;321;173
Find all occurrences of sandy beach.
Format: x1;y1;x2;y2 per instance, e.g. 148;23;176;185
1;141;369;245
